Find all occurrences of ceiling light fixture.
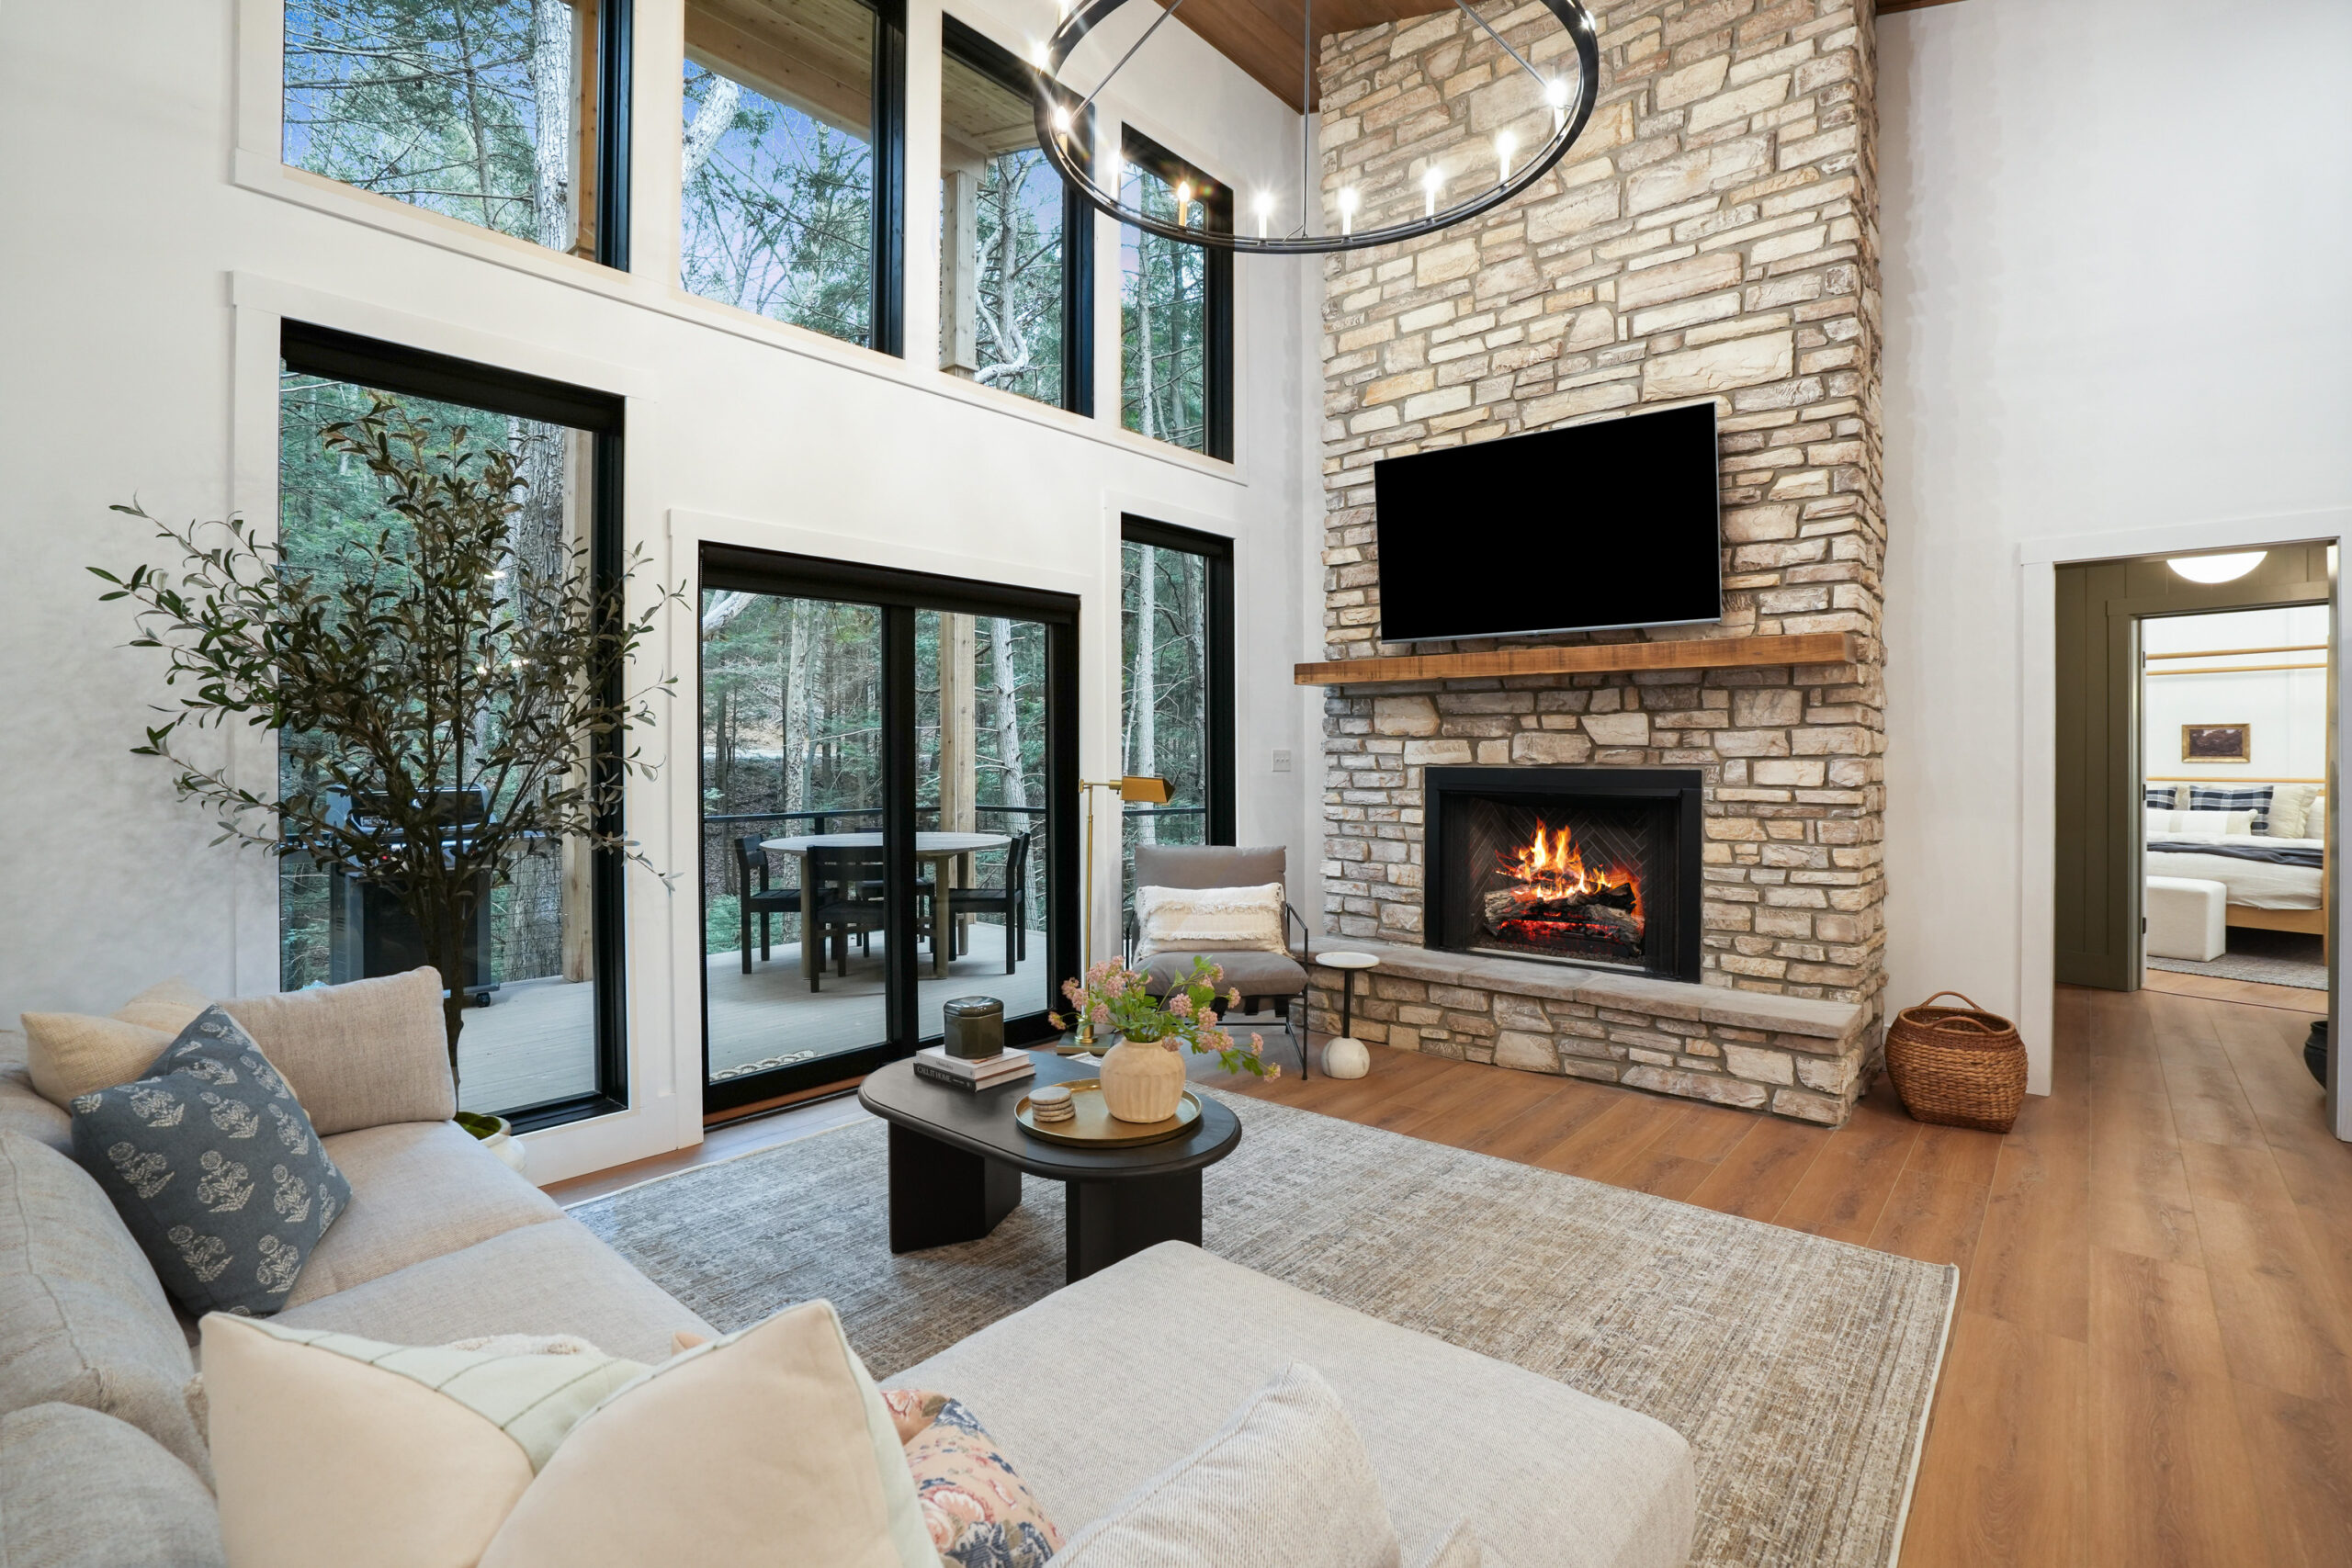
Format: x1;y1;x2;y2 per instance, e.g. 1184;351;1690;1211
1031;0;1600;254
2167;552;2267;584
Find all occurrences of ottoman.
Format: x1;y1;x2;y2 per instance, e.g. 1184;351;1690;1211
2146;875;2227;962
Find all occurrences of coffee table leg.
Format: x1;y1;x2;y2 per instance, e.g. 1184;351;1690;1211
1064;1169;1204;1283
888;1123;1022;1253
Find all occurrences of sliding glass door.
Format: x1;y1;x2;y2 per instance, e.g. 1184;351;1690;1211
698;547;1076;1112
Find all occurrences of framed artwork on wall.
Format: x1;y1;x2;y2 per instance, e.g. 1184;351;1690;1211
2182;723;2251;762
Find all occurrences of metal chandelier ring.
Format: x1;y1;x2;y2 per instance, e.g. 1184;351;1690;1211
1031;0;1602;255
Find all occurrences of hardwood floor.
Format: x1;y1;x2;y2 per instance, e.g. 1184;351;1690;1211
548;985;2352;1565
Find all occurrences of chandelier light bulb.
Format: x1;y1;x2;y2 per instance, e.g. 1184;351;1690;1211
1254;190;1273;238
1496;130;1516;183
1051;104;1072;134
1339;186;1359;236
1421;164;1442;218
1029;39;1048;67
1176;179;1193;227
1547;77;1569;131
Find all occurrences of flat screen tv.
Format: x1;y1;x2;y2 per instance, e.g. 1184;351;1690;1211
1373;401;1722;642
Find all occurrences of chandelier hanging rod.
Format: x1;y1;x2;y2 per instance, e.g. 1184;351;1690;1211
1032;0;1602;257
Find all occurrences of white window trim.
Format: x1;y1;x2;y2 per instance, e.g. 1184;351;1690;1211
234;0;1246;483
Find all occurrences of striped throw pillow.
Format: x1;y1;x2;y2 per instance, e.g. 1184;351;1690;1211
2143;784;2181;810
2188;784;2272;833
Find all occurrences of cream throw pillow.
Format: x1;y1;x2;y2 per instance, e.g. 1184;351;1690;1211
1134;884;1287;959
1052;1363;1401;1568
2267;783;2317;838
206;1301;934;1568
20;979;209;1107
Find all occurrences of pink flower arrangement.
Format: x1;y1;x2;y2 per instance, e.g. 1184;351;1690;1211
1049;955;1279;1078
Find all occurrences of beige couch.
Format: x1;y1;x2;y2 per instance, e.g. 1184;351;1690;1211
0;988;1696;1568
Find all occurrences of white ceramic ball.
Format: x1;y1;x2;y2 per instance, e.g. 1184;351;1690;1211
1321;1036;1371;1079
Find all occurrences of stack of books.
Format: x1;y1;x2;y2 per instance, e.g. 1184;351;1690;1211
911;1044;1035;1092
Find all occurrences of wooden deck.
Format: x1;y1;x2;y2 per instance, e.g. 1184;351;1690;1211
551;981;2352;1566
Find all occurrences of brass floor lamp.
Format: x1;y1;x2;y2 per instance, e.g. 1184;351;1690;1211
1074;774;1171;1047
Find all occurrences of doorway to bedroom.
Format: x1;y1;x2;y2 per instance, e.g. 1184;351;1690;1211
2053;541;2336;1006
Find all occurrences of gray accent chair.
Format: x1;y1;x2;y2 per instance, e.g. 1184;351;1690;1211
1126;845;1314;1077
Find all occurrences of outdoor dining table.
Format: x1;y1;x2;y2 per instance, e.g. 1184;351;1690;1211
759;831;1012;982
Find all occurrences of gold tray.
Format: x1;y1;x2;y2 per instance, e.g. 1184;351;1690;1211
1015;1080;1202;1148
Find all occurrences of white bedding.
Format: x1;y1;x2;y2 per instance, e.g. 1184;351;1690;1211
2146;834;2325;910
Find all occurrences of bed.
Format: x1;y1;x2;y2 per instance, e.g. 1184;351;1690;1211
2144;835;2327;937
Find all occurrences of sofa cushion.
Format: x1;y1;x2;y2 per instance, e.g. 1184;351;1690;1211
894;1243;1695;1568
220;968;455;1136
207;1301;933;1568
0;1132;209;1480
0;1403;225;1568
69;1010;351;1318
1416;1519;1482;1568
19;979;210;1107
0;1031;72;1152
272;1217;714;1366
288;1120;561;1306
881;1389;1064;1566
1052;1363;1401;1568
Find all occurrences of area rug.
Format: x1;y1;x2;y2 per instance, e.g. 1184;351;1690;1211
2147;925;2327;989
570;1094;1955;1568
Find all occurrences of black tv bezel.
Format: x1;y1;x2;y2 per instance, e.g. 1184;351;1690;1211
1371;402;1724;644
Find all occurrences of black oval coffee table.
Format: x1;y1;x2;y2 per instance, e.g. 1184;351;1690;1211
858;1050;1241;1283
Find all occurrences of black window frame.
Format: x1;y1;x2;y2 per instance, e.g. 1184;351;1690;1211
695;546;1081;1114
1120;515;1235;844
281;0;636;272
1119;128;1234;462
277;320;632;1134
939;12;1094;414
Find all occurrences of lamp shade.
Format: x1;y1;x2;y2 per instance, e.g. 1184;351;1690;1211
1117;775;1173;804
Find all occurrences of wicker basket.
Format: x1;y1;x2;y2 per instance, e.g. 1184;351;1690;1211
1885;991;2028;1133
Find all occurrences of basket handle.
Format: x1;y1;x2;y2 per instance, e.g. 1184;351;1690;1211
1932;1015;2002;1035
1916;990;1984;1012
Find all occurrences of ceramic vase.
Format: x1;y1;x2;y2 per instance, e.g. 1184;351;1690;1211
476;1117;528;1175
1321;1036;1371;1079
1097;1036;1187;1122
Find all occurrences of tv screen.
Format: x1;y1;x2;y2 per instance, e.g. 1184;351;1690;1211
1373;402;1723;642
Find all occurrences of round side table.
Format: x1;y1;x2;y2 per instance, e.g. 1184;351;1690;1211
1317;952;1381;1079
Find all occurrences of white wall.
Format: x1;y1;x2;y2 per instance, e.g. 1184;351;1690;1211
1879;0;2352;1095
0;0;1319;1180
2143;606;2328;788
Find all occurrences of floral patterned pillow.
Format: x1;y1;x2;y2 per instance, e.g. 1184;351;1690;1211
881;1389;1062;1568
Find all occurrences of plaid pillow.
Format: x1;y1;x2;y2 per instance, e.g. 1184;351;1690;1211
2143;784;2181;810
2187;784;2271;832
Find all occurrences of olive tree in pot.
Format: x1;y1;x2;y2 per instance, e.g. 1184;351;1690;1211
96;396;679;1142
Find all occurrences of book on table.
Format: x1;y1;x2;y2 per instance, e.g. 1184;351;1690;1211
912;1045;1035;1091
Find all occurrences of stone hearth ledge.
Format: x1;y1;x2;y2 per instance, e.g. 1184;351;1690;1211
1302;942;1876;1126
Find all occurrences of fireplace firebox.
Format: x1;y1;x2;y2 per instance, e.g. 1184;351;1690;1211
1424;768;1702;984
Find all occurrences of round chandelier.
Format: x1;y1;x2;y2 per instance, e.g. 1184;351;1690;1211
1031;0;1602;255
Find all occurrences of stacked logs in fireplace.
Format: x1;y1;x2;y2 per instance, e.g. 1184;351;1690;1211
1481;881;1641;953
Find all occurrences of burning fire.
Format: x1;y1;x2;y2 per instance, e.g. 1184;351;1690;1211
1498;823;1636;912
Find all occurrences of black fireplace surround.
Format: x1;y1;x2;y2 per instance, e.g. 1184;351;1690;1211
1425;767;1703;984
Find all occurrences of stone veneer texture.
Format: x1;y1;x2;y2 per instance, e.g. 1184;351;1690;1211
1317;2;1888;1089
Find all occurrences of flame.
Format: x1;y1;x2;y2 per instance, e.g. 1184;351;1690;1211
1498;822;1636;911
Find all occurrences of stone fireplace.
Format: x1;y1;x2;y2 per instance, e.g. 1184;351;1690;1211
1306;1;1887;1125
1426;767;1702;983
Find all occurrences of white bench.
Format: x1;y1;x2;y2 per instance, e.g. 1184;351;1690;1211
2146;875;2228;962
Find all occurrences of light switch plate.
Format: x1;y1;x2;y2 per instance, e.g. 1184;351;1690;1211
1272;749;1294;773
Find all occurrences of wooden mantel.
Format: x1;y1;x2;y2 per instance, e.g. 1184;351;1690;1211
1294;632;1860;687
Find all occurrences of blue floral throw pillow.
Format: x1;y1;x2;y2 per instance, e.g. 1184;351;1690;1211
70;1006;351;1315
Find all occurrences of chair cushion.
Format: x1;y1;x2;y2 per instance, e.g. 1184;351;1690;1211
272;1218;713;1366
894;1243;1694;1568
0;1132;209;1480
288;1120;561;1306
1132;845;1286;892
220;969;456;1136
1050;1363;1402;1568
0;1404;225;1568
1138;949;1306;1000
69;1009;352;1317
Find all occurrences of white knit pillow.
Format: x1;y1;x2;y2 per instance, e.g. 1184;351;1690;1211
1133;884;1287;959
1053;1363;1401;1568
